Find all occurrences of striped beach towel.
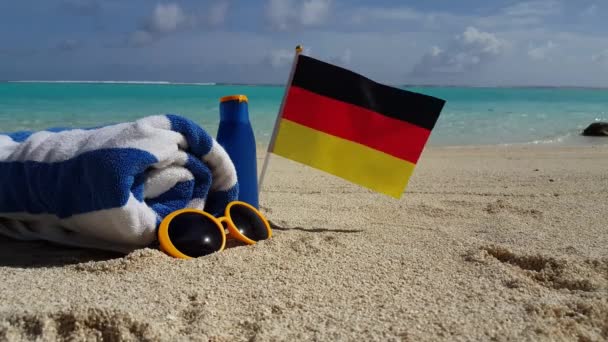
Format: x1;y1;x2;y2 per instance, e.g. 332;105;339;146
0;115;238;253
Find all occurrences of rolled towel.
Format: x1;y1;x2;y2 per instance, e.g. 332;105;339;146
0;114;238;253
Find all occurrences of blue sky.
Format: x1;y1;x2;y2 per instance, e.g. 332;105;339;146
1;0;607;86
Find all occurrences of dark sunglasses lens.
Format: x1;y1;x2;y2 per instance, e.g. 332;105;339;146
168;213;223;257
229;204;269;241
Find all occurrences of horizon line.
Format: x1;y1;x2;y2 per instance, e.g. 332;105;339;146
2;80;607;89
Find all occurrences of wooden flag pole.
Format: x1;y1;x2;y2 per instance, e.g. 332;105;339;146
257;45;303;194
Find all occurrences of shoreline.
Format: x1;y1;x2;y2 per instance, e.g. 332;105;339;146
255;140;608;153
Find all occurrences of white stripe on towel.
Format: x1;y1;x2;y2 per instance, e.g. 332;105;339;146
203;140;238;192
0;115;186;163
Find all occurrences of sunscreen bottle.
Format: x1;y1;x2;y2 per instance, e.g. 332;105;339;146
216;95;259;208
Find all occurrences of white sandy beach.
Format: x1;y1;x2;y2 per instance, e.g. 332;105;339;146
0;145;607;341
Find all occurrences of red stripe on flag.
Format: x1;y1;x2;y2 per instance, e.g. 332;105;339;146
282;86;431;164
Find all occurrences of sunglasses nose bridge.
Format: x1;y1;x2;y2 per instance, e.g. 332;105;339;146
217;216;229;229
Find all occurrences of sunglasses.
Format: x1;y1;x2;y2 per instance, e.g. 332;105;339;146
158;201;272;259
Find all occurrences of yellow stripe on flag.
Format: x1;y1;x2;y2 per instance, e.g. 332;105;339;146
272;119;416;198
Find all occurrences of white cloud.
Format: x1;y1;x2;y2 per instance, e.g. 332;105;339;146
580;4;598;17
411;27;507;76
61;0;101;16
328;48;352;66
208;1;230;26
268;49;294;68
476;15;542;28
266;0;331;30
267;46;312;67
338;49;351;65
350;2;560;33
266;46;350;68
528;40;556;60
592;49;608;64
128;3;190;46
128;2;230;47
266;0;291;30
56;39;83;51
430;46;442;57
129;30;155;47
352;7;423;23
301;0;331;25
460;26;505;54
502;0;561;17
476;0;561;29
349;6;462;30
146;3;187;34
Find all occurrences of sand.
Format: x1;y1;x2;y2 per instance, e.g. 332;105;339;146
0;145;607;341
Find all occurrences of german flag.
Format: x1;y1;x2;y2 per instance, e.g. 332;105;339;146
270;55;446;198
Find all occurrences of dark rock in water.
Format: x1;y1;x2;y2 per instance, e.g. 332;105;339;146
582;122;608;136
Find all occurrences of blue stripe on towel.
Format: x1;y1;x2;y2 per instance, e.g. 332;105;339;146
132;172;148;202
148;180;195;218
186;155;213;200
167;114;213;157
0;148;157;218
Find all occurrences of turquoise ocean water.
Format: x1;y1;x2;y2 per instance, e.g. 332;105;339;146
1;82;606;146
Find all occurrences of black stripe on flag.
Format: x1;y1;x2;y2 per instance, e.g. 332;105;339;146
291;55;446;131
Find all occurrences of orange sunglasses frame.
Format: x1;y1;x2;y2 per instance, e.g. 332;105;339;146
158;201;272;259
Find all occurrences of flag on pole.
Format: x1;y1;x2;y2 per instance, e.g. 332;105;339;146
268;54;446;198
